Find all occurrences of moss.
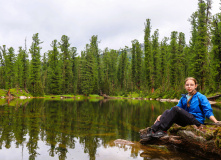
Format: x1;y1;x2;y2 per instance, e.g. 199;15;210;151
213;127;221;149
168;124;187;134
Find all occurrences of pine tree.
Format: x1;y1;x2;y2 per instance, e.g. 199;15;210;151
80;44;96;95
169;31;178;87
48;40;61;94
89;35;100;94
131;39;142;90
188;12;198;77
59;35;73;94
193;0;208;90
211;13;221;90
0;47;5;88
19;40;29;90
117;47;128;90
29;33;44;96
177;32;186;89
15;47;25;88
160;37;169;90
42;53;48;93
131;40;137;89
70;47;78;94
101;48;118;95
151;29;161;90
0;45;7;89
144;19;152;90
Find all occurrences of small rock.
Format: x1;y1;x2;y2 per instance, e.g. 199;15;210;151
20;96;27;99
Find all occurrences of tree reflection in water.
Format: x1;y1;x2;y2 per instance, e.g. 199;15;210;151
0;98;220;159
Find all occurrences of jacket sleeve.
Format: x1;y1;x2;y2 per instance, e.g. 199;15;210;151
177;97;184;108
200;95;214;119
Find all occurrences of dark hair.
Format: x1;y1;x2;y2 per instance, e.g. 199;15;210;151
185;77;197;85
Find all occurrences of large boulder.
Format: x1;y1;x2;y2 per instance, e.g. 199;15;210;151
139;123;221;159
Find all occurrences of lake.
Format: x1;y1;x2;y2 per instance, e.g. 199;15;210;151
0;98;220;160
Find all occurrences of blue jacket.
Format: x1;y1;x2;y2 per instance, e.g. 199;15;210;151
177;92;214;124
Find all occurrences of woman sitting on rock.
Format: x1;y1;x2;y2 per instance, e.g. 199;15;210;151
141;77;219;140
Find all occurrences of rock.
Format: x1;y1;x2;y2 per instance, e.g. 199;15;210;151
139;124;221;158
19;96;27;99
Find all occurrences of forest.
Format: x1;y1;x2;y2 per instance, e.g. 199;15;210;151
0;0;221;98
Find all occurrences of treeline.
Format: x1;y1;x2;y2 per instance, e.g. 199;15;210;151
0;0;221;98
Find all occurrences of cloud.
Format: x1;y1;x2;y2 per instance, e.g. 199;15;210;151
0;0;220;55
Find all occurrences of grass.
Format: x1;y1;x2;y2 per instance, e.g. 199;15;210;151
88;94;103;99
0;89;7;97
5;88;32;97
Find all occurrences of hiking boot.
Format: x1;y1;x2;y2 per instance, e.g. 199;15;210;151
151;130;167;138
140;128;153;140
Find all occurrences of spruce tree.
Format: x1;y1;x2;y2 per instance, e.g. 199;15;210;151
151;29;161;90
71;47;78;94
135;41;142;90
131;39;142;90
7;47;16;89
59;35;73;94
177;32;186;89
160;37;169;90
169;31;178;87
29;33;44;96
144;19;152;90
48;40;61;94
42;53;48;93
89;35;100;94
0;45;7;89
80;44;96;95
16;47;25;88
211;13;221;90
131;40;137;89
188;12;199;78
193;0;208;90
101;48;118;95
117;47;128;90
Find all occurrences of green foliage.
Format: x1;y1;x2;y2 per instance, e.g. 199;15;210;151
131;39;143;90
47;40;61;95
0;89;7;96
117;47;128;89
211;13;221;91
192;0;209;90
80;36;100;96
9;88;32;97
152;29;161;89
59;35;73;94
144;19;152;90
0;1;221;98
29;33;44;97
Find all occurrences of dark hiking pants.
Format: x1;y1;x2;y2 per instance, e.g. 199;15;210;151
151;106;201;132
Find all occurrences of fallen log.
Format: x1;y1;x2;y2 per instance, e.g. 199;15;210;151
139;123;221;159
207;94;221;101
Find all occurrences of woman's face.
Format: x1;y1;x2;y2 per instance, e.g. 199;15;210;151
185;79;197;94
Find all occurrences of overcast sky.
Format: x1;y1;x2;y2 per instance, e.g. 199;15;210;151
0;0;220;55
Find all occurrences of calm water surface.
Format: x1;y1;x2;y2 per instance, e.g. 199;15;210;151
0;99;220;160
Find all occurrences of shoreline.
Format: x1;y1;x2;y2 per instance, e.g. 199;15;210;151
0;95;218;105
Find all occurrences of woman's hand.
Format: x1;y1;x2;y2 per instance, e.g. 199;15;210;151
209;116;219;123
154;115;161;124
